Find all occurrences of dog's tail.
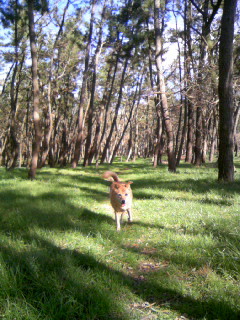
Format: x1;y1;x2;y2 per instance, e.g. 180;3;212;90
102;171;120;182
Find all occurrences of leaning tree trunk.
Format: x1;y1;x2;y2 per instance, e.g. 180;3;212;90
41;0;70;168
209;111;218;162
8;1;25;169
83;1;105;166
9;61;19;169
72;0;96;168
110;73;142;164
218;0;237;182
100;55;129;164
89;62;113;165
154;0;176;172
95;50;120;166
27;0;42;180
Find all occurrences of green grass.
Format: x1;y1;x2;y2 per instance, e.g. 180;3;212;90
0;159;240;319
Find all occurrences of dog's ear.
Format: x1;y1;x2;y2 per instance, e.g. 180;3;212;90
127;181;133;185
113;183;119;190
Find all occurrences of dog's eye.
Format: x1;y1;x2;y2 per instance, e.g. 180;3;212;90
118;194;122;197
125;194;128;196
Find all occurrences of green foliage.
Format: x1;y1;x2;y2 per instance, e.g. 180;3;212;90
0;159;240;319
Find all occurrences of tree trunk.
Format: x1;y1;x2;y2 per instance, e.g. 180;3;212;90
184;0;194;163
233;104;240;157
132;115;139;162
110;74;141;164
84;2;105;166
9;61;20;169
153;108;162;168
8;1;25;169
189;0;222;166
154;0;176;172
40;0;70;168
218;0;237;182
72;0;96;168
27;0;42;180
209;112;217;162
100;54;129;164
126;124;133;162
95;51;120;166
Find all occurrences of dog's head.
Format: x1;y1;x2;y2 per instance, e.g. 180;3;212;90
111;181;133;210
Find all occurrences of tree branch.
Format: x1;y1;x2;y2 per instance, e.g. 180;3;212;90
207;0;223;27
189;0;204;16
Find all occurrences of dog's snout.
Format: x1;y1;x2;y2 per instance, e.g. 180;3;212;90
121;199;125;205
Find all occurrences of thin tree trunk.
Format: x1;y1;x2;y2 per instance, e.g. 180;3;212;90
154;0;176;172
173;7;184;160
126;125;133;162
110;73;142;164
90;63;113;165
209;112;217;162
27;0;42;180
100;54;130;164
8;0;24;169
146;17;162;167
72;0;96;168
41;0;70;167
153;107;162;168
185;0;194;163
84;1;106;166
233;104;240;156
132;118;139;162
95;50;120;166
189;0;222;166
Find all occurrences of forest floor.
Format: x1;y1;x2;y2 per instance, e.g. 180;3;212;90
0;159;240;320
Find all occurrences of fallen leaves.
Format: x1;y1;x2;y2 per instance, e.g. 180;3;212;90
130;302;189;320
140;261;169;272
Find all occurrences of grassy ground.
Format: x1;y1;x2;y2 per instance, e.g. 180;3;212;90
0;159;240;320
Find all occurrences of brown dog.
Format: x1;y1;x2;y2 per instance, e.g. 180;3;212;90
103;171;133;231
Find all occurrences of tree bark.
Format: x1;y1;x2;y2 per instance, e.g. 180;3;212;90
218;0;237;182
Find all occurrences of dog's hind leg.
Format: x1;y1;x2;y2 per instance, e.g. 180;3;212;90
127;208;133;223
115;212;121;231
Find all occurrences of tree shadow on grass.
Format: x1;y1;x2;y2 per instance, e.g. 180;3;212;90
0;236;130;320
1;232;239;320
1;168;240;319
132;176;240;199
0;188;115;238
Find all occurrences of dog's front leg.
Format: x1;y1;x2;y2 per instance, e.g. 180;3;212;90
127;208;133;223
120;213;124;223
115;212;121;231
